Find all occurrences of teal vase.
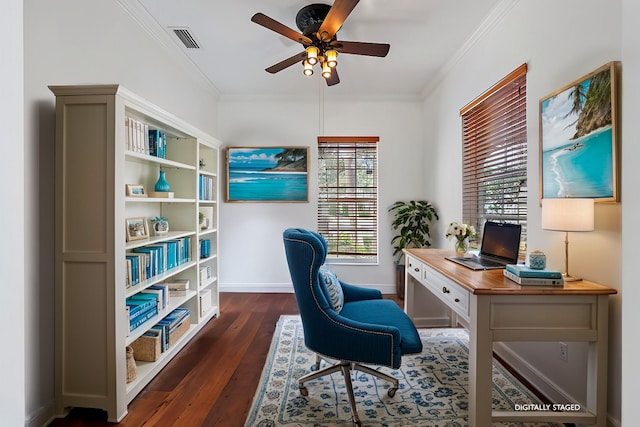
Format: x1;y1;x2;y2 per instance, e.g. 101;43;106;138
154;170;170;192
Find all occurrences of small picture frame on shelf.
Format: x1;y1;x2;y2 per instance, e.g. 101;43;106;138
149;216;170;236
126;184;147;197
125;217;148;241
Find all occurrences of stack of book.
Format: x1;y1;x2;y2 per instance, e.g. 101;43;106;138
165;279;189;298
125;237;192;288
124;117;167;159
127;293;159;333
157;307;190;349
504;264;564;286
199;175;215;201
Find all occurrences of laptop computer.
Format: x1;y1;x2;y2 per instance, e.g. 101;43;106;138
446;221;522;270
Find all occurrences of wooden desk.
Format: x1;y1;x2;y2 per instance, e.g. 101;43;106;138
403;248;616;427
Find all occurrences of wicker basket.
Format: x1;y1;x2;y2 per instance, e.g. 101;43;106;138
126;346;137;383
131;331;162;362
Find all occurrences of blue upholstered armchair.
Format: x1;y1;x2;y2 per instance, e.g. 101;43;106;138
282;228;422;426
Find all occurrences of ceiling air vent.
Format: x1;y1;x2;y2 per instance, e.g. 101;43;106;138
171;27;200;49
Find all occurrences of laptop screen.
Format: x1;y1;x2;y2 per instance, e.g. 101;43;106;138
480;222;522;262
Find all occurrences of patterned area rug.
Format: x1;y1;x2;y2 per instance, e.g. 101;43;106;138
245;315;562;427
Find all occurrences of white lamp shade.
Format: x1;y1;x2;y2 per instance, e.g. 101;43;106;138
541;198;594;232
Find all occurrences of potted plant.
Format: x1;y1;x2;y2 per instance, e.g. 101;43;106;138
388;200;439;299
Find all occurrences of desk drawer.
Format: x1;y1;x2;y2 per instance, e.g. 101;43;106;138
406;256;423;280
422;266;469;318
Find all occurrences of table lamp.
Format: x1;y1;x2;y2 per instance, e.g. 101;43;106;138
541;198;594;281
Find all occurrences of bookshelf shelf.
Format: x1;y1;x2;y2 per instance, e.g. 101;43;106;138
51;84;220;422
125;150;196;170
124;197;196;203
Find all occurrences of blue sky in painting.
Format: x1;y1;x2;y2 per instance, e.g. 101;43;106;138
541;80;590;151
228;148;285;170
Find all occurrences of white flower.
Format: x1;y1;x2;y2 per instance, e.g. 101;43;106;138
445;221;477;241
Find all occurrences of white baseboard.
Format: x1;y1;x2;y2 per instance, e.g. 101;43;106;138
28;402;55;427
493;342;573;402
220;283;396;294
220;283;294;293
493;342;620;427
412;316;452;328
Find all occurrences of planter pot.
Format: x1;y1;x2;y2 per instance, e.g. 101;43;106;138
395;263;405;300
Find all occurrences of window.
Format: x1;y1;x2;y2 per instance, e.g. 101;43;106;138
459;64;528;251
317;136;378;263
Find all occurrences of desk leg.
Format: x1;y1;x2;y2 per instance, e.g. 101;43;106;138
587;294;609;427
404;268;415;317
468;294;493;427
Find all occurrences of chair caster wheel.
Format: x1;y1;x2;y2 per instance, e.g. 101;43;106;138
299;386;309;396
387;387;397;398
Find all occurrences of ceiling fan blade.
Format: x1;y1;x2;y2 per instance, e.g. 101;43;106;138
334;41;390;57
317;0;359;41
265;52;306;74
326;68;340;86
251;13;313;45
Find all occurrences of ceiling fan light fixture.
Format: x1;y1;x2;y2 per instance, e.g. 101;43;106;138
306;46;319;65
325;49;338;68
303;60;314;76
322;62;332;79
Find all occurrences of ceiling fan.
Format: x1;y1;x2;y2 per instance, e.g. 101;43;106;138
251;0;390;86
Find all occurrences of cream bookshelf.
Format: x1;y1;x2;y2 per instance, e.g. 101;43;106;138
50;85;220;422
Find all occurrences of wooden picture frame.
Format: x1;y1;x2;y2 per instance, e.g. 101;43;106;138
226;146;309;202
539;61;619;202
126;184;147;197
125;217;148;241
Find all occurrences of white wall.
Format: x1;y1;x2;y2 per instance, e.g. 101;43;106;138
423;0;622;424
0;1;25;426
620;0;640;425
23;1;218;425
218;94;430;292
19;0;635;425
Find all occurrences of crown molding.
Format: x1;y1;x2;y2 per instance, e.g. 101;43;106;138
420;0;521;100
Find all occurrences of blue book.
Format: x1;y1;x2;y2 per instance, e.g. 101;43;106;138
126;255;140;285
158;307;190;331
126;298;155;317
128;304;157;323
133;247;160;277
128;293;159;313
151;324;169;351
505;264;562;279
130;307;158;331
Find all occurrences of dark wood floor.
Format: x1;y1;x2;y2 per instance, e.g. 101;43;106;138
49;292;303;427
48;292;556;427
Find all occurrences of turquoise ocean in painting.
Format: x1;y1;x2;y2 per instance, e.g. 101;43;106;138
542;126;613;198
228;168;307;201
228;148;307;201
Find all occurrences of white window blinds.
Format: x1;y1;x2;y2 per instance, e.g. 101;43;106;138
460;64;528;248
318;136;378;263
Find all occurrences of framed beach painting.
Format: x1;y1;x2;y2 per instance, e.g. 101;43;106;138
226;146;309;202
539;61;619;202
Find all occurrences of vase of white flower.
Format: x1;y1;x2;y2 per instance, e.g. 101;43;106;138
454;238;468;256
445;221;477;257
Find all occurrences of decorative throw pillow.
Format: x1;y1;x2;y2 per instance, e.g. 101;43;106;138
319;265;344;312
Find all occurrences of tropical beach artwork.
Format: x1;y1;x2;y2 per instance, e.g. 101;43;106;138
540;62;618;201
226;147;309;202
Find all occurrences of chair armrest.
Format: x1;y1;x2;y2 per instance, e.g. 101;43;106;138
340;281;382;303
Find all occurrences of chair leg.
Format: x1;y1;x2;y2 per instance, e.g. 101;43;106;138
298;358;398;426
298;363;343;396
352;363;399;397
340;362;362;427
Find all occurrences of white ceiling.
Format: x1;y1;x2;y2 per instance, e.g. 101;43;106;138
132;0;503;98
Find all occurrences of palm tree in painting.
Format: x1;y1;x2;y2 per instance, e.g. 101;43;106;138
565;82;587;120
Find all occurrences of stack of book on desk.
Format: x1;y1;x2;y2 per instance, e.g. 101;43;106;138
504;264;564;286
